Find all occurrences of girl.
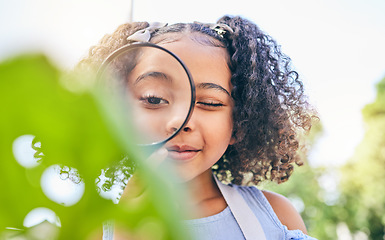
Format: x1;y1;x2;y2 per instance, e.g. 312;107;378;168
78;15;317;239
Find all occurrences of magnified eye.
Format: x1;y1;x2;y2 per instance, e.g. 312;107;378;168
139;95;169;108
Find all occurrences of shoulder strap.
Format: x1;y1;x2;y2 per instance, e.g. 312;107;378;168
102;220;114;240
214;176;267;240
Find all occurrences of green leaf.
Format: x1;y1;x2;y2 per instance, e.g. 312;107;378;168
0;54;189;240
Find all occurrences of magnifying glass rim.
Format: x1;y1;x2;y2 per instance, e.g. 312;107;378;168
97;42;196;148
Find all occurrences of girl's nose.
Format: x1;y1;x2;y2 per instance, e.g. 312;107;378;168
166;117;194;135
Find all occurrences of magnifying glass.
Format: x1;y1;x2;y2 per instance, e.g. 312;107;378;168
97;42;195;149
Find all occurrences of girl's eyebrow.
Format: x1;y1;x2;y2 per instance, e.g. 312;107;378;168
197;82;231;96
134;71;170;84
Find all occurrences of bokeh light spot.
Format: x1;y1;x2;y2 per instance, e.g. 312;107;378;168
12;135;41;168
23;207;61;228
41;165;85;206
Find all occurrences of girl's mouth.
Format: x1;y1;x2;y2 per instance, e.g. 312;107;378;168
166;145;200;161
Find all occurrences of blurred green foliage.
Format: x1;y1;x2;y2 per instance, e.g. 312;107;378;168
338;76;385;239
265;76;385;240
0;54;189;240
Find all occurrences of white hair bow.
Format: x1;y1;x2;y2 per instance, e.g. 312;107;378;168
126;22;168;42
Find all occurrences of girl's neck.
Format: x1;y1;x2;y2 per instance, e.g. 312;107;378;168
184;170;227;219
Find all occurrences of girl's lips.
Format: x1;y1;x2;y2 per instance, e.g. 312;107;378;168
166;145;200;161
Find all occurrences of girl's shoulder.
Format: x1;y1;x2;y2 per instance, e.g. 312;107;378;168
232;185;309;237
261;190;308;234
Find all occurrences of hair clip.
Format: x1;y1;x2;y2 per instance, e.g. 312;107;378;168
194;22;234;38
210;23;234;38
127;22;168;42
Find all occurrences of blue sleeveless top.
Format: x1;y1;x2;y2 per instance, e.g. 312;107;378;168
183;184;317;240
103;184;317;240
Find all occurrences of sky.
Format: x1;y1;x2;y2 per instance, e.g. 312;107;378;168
1;0;385;167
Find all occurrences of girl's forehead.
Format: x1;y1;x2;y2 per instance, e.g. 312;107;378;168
156;36;229;67
157;37;231;92
153;34;230;67
152;31;226;48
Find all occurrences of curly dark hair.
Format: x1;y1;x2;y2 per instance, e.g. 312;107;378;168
77;15;317;186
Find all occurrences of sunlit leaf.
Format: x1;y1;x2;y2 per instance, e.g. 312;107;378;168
0;54;189;239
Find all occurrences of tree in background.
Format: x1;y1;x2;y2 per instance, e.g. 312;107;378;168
338;76;385;239
266;76;385;240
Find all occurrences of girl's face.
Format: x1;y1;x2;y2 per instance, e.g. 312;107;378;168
156;36;234;182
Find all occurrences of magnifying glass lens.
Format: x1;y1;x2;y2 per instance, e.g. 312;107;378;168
98;43;194;147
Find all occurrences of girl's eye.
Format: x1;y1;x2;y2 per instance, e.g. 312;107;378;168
139;95;169;108
196;101;224;109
